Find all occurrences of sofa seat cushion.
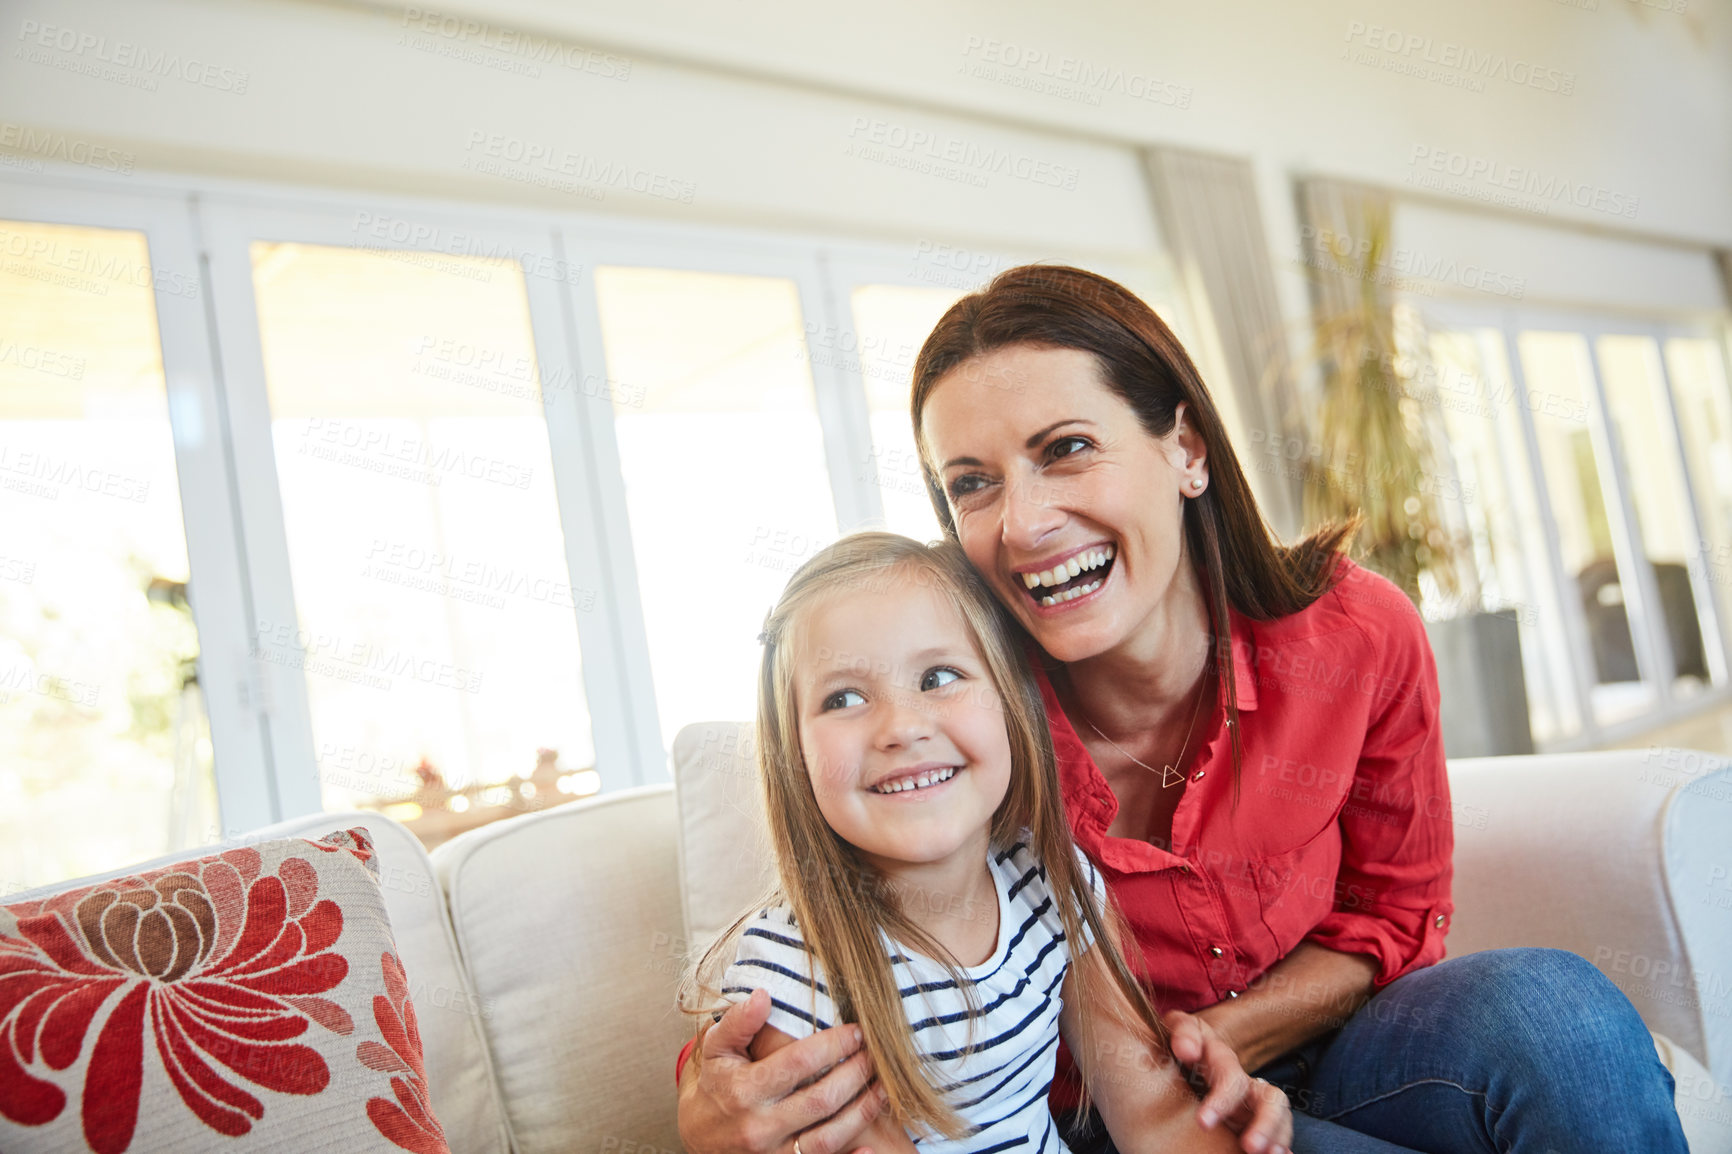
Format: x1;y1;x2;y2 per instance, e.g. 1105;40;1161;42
0;829;448;1154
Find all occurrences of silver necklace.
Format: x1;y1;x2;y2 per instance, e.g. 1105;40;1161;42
1081;671;1209;790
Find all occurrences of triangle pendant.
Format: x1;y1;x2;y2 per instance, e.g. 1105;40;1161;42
1161;763;1186;789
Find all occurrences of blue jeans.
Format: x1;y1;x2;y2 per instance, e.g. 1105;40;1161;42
1061;948;1686;1154
1265;948;1687;1153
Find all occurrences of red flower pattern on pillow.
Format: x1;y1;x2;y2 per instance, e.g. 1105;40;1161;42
358;952;449;1154
0;846;352;1153
305;828;376;867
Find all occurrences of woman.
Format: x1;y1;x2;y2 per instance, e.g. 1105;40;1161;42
677;266;1686;1153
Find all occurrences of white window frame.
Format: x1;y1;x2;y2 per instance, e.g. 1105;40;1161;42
0;175;272;834
195;193;661;796
1420;297;1732;750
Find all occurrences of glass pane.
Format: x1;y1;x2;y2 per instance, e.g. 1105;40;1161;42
1517;331;1652;726
1596;335;1714;694
251;242;595;850
0;219;215;890
849;284;964;541
1668;336;1732;673
594;267;837;746
1427;328;1581;741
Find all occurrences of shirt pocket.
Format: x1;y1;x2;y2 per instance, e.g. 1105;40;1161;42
1250;829;1344;960
1241;753;1358;857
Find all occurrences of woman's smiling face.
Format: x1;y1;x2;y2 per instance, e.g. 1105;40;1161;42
918;344;1207;665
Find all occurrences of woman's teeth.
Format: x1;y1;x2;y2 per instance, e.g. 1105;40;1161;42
1039;581;1101;607
872;766;957;794
1020;544;1114;606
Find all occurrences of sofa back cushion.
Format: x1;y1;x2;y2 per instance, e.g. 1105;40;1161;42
431;785;689;1154
0;829;449;1154
671;722;777;956
673;721;1730;1086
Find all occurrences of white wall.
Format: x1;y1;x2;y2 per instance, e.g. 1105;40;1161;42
0;0;1157;261
1394;200;1727;316
3;0;1730;274
455;0;1732;245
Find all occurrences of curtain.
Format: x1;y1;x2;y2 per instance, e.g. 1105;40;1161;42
1144;147;1301;538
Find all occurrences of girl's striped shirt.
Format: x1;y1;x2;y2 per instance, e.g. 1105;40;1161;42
721;841;1105;1154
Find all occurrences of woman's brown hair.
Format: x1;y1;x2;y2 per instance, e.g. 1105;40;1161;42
910;264;1356;780
686;532;1166;1139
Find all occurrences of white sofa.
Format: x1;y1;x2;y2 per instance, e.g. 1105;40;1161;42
34;733;1732;1152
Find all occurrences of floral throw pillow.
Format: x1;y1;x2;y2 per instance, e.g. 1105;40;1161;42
0;829;450;1154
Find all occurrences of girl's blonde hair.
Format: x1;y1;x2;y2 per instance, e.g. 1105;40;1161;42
686;532;1168;1137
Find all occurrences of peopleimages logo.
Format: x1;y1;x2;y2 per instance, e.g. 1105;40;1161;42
461;131;697;205
0;445;151;503
0;224;200;300
844;118;1079;190
0;337;87;380
15;20;250;93
0;663;100;708
297;419;535;490
399;7;632;80
1406;145;1639;220
958;36;1192;109
1343;20;1575;95
0;123;133;174
1300;225;1527;300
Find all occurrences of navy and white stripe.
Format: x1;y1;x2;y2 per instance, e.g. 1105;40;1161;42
722;841;1106;1154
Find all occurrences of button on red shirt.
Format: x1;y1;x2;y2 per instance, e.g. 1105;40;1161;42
1048;560;1454;1105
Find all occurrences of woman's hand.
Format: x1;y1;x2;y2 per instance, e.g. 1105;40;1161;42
677;989;890;1154
1162;1010;1293;1154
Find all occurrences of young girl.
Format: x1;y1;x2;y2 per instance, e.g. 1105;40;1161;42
686;532;1250;1154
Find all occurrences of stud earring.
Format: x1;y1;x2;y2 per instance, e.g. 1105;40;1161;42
1189;478;1204;491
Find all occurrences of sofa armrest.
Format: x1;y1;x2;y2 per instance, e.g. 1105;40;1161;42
1661;752;1732;1090
1447;748;1730;1087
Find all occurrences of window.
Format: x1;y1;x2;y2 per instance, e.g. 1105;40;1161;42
592;266;837;746
1516;331;1651;727
1425;327;1582;742
0;220;213;888
15;166;1722;860
1668;336;1732;680
1421;300;1732;747
245;240;598;847
848;284;964;541
1596;335;1714;698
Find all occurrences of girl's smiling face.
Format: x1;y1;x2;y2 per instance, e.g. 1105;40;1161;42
919;344;1208;666
792;578;1013;879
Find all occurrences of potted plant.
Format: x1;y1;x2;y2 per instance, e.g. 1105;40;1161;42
1297;197;1533;756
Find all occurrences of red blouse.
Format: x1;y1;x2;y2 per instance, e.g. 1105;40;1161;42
1047;559;1455;1102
